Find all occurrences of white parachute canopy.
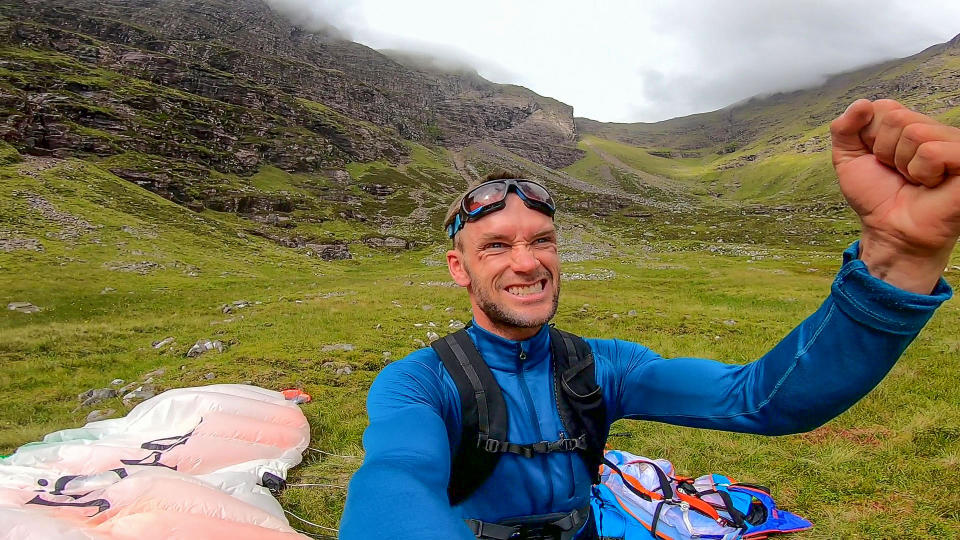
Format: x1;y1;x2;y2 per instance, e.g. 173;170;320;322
0;384;312;539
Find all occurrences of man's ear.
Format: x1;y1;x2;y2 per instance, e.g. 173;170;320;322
447;248;471;287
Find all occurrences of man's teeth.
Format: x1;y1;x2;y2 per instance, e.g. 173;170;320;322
507;282;544;296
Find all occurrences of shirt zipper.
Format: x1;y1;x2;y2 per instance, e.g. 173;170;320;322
515;345;554;507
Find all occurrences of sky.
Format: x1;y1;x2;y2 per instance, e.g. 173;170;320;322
265;0;960;123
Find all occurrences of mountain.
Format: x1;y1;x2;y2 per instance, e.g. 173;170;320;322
2;0;960;255
1;0;581;168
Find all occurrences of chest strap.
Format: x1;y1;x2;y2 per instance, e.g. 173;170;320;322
479;433;588;457
466;505;591;540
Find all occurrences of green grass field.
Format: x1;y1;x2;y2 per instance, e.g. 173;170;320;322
2;156;959;538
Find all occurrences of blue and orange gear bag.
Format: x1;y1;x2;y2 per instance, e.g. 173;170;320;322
591;450;812;540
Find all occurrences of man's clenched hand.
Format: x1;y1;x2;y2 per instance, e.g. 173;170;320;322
831;98;960;293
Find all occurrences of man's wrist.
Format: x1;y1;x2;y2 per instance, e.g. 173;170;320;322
858;233;951;294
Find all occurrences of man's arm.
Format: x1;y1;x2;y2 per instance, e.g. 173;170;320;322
340;356;474;540
599;99;959;434
595;242;952;434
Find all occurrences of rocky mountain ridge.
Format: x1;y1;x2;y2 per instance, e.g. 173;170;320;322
1;0;581;170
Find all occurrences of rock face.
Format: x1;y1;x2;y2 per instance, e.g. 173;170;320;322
1;0;583;175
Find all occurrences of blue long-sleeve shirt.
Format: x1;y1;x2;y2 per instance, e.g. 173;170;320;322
340;244;952;539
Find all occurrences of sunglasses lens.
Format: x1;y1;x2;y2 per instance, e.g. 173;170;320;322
518;181;554;209
463;182;508;213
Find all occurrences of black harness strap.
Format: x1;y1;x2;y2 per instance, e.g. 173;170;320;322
432;331;508;504
550;327;609;485
466;505;591;540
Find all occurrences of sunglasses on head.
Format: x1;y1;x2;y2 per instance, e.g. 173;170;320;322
446;179;556;239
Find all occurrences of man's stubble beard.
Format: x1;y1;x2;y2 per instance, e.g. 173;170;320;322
466;264;560;330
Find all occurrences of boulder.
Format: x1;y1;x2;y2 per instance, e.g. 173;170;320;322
152;337;175;349
144;368;166;378
122;385;156;407
78;388;117;407
7;302;40;313
186;339;224;357
304;242;351;260
118;381;140;394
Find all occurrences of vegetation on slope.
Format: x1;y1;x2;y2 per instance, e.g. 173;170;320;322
2;155;958;538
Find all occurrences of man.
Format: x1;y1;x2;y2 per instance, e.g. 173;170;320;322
339;99;958;539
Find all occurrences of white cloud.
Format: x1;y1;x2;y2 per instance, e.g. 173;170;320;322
264;0;960;122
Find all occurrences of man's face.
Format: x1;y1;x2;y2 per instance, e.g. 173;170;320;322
447;193;560;340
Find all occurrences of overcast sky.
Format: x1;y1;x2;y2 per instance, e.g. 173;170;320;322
266;0;960;123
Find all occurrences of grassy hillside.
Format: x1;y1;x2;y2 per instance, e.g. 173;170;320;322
2;148;959;537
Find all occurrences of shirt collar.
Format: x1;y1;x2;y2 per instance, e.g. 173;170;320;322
465;320;551;371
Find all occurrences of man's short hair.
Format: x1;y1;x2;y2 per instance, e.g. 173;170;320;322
443;170;526;247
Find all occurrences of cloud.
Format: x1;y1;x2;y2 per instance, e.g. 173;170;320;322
263;0;519;83
261;0;960;122
599;0;960;121
263;0;358;38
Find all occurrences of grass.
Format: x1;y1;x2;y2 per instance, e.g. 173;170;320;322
1;156;959;538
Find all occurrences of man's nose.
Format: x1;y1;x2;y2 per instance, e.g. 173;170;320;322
510;244;540;273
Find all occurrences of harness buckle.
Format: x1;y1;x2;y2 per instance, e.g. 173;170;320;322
558;435;586;451
482;438;502;453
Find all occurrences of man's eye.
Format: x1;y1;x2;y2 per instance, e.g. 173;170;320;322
486;242;505;250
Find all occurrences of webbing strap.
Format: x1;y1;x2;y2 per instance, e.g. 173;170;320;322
478;433;588;457
676;480;748;529
433;330;508;505
445;334;491;440
649;501;666;538
466;505;590;540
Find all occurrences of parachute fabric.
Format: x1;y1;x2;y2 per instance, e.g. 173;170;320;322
0;384;313;539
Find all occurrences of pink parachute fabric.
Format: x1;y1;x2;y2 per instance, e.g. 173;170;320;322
0;384;312;539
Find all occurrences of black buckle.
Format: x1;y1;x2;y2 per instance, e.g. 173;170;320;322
558;437;583;451
478;436;503;453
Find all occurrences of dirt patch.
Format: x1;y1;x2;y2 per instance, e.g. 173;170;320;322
800;425;894;447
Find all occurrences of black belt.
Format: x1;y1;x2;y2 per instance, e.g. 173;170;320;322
466;505;592;540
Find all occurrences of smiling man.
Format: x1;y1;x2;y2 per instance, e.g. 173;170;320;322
445;177;562;340
340;99;959;540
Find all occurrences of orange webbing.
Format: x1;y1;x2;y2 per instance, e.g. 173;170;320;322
610;464;723;523
676;491;722;522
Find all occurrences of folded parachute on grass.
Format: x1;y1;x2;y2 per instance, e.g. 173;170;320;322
0;384;313;539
